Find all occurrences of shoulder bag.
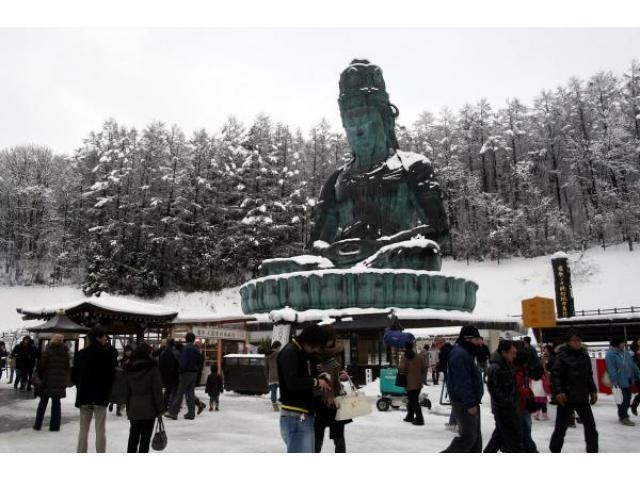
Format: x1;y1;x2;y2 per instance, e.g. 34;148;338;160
334;377;372;421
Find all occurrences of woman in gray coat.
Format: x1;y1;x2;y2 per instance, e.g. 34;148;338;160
33;334;70;431
124;342;163;453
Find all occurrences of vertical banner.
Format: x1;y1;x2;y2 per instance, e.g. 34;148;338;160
551;252;576;318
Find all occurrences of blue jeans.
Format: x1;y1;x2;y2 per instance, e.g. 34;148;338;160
280;413;315;453
269;384;279;404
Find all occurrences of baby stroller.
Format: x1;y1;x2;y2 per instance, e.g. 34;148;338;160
376;367;432;411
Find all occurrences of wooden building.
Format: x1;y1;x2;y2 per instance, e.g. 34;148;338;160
171;314;257;384
533;307;640;344
247;307;524;384
17;295;179;349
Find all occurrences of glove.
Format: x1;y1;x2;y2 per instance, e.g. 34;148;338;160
590;392;598;405
555;393;567;407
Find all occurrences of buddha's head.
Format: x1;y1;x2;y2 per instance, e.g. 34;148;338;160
338;59;399;162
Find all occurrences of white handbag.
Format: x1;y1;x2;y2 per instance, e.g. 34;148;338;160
334;378;372;421
612;385;624;405
531;379;546;398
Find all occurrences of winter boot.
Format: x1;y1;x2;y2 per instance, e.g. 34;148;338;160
215;402;219;411
209;401;214;412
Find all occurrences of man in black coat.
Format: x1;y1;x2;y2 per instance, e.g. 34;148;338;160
476;342;491;381
158;338;180;410
548;329;598;453
438;339;456;428
72;326;116;453
12;336;38;391
277;324;332;453
483;340;523;453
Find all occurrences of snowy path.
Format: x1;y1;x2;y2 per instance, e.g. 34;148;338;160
0;379;635;453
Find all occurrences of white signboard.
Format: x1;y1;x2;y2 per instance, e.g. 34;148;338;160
365;368;373;385
192;327;246;341
271;323;292;347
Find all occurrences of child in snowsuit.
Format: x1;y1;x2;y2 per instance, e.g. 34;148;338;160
205;364;224;411
531;365;551;420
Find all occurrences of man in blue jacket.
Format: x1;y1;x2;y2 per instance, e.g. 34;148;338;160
605;337;640;426
165;332;202;420
441;325;484;453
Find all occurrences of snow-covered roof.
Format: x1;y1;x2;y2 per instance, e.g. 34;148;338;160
404;326;477;337
251;306;520;326
558;312;640;322
18;293;178;319
174;314;256;324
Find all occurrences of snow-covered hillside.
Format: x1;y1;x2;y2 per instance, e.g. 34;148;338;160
1;243;639;332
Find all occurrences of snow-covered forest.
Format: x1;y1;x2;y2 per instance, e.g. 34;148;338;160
1;61;640;297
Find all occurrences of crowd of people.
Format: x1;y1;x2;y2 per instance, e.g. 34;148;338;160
2;323;640;453
2;327;226;453
432;327;640;453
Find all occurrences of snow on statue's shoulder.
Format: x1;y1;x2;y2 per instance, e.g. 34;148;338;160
551;251;569;259
386;150;431;171
262;255;334;269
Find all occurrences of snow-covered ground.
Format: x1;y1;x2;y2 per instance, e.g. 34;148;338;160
0;243;638;459
0;375;634;453
1;242;639;334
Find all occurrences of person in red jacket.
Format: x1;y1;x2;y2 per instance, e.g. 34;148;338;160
514;343;538;453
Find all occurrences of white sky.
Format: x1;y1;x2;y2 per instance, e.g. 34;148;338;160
1;27;639;154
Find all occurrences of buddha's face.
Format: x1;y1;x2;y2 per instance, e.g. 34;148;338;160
341;104;388;163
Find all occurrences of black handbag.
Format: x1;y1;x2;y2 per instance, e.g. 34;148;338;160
395;372;407;388
525;393;538;413
151;417;168;451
